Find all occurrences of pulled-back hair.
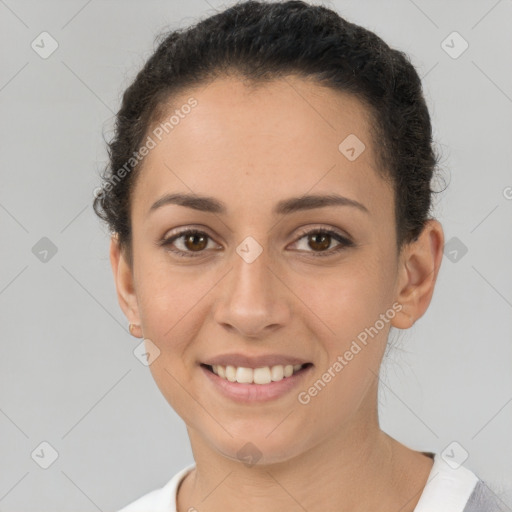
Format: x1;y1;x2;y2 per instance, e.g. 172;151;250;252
93;0;445;264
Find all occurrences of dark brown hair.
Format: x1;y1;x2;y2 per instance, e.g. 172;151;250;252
93;0;445;265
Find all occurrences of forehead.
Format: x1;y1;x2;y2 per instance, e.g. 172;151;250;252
132;75;391;220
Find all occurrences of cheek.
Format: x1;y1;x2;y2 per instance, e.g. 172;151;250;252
134;253;214;344
292;259;392;390
290;259;389;337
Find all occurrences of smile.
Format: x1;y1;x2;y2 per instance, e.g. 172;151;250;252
203;363;311;384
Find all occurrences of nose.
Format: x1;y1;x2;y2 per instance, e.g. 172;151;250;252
213;243;291;339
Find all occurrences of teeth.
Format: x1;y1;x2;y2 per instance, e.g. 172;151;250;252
253;367;271;384
270;365;283;381
209;363;306;384
236;367;253;384
225;365;237;382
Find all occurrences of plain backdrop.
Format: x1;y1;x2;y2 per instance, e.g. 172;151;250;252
1;0;511;510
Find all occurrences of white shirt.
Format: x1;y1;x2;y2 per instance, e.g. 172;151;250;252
117;452;501;512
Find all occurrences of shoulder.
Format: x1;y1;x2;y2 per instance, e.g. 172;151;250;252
117;464;196;512
463;480;510;512
414;453;507;512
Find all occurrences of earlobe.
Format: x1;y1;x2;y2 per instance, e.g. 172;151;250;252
109;235;141;330
390;220;444;330
391;304;414;330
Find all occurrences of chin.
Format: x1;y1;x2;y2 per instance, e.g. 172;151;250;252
202;422;311;468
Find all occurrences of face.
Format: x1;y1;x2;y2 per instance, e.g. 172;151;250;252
111;75;424;465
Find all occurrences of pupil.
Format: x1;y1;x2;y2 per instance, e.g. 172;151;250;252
186;234;207;251
311;233;330;251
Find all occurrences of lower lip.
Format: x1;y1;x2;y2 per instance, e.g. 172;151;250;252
200;364;313;403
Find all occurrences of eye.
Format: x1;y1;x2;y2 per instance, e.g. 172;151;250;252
291;227;354;257
159;229;220;258
159;226;354;259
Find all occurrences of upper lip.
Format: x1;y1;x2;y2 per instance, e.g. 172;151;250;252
202;353;311;368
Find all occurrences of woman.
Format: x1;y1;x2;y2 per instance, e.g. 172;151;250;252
93;1;504;510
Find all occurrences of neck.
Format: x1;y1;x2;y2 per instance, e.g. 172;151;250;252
177;388;432;512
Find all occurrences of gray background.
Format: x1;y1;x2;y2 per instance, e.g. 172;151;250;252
1;0;511;510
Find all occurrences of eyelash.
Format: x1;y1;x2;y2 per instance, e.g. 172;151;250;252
159;227;354;259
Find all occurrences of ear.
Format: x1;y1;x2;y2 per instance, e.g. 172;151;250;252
109;234;142;334
391;219;444;329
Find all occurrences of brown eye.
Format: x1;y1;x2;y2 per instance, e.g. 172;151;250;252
307;232;332;251
160;229;217;258
292;228;354;257
183;232;208;252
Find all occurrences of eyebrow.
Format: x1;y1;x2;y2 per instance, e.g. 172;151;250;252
148;192;369;216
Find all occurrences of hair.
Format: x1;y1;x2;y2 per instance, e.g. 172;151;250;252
93;0;445;266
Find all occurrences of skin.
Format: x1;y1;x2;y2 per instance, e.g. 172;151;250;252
110;75;444;512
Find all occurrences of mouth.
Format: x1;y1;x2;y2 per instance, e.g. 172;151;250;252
200;362;313;385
